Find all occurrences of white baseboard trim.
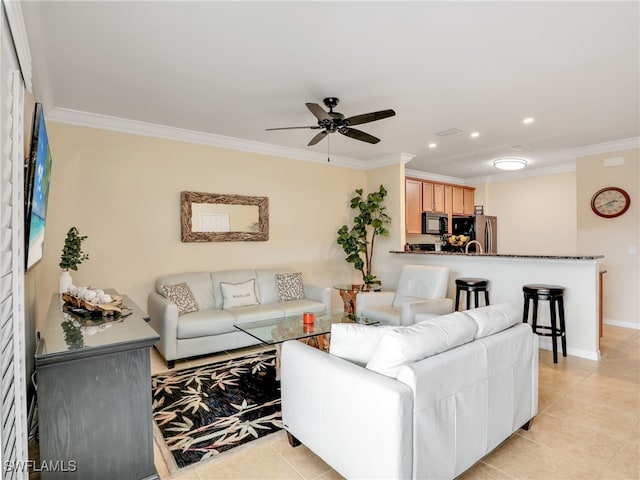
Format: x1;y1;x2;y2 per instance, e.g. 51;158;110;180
603;318;640;330
537;342;600;361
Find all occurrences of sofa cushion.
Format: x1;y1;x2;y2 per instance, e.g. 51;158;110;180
276;272;305;301
156;272;215;310
160;282;199;315
177;309;237;339
230;304;288;324
330;324;398;366
392;265;449;307
359;304;402;326
275;299;326;316
366;312;477;378
212;270;257;308
463;303;521;339
221;279;259;309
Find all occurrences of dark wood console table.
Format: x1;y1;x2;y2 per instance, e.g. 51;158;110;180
36;293;160;479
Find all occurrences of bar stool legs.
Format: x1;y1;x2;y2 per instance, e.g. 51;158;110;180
455;278;490;311
523;284;566;363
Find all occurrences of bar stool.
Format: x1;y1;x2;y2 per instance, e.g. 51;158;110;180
455;278;490;311
522;284;566;363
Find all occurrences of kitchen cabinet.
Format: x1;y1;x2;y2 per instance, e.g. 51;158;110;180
406;178;474;234
422;182;446;213
406;178;422;234
452;186;475;215
433;183;446;213
463;188;474;215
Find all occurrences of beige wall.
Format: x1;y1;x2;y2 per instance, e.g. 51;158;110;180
368;163;405;290
476;172;578;255
32;123;368;328
576;149;639;327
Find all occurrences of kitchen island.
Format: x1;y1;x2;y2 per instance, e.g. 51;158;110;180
388;251;604;360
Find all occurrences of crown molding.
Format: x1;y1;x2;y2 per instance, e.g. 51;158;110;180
47;107;369;169
466;162;576;185
366;152;415;170
405;168;466;184
3;0;32;91
566;137;640;157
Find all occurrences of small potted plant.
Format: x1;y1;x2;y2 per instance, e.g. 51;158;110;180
59;227;89;293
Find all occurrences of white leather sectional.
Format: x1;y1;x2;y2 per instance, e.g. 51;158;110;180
281;303;538;479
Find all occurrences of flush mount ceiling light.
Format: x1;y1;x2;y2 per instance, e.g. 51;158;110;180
428;143;437;148
493;157;528;170
470;132;480;138
522;117;535;124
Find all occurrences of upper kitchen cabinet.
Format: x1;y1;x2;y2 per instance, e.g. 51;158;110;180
406;178;422;234
422;182;446;213
452;185;475;215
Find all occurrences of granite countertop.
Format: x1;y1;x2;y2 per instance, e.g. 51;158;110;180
391;251;604;260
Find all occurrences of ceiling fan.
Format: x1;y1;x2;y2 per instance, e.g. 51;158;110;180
266;97;396;146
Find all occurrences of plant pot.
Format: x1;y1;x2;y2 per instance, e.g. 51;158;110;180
59;270;72;294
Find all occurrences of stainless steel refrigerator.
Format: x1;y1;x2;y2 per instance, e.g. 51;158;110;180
452;215;498;253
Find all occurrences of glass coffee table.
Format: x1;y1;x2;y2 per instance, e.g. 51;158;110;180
234;311;379;378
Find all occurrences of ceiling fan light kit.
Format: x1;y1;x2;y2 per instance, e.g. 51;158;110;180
493;157;528;171
266;97;396;146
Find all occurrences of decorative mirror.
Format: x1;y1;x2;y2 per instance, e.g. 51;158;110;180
181;191;269;242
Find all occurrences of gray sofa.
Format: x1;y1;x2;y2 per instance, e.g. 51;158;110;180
148;269;331;367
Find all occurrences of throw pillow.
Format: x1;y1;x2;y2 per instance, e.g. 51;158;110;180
161;282;199;316
220;279;259;309
275;272;304;302
329;324;398;366
366;312;477;378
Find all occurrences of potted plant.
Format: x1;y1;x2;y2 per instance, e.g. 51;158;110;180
336;185;391;285
59;226;89;293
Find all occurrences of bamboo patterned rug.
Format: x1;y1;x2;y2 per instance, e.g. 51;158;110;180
151;349;282;473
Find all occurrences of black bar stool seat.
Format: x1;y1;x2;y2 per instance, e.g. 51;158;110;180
455;277;490;311
522;284;566;364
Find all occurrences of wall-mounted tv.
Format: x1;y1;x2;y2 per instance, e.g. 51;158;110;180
25;103;53;272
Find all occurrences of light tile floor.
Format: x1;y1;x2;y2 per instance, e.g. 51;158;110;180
151;324;639;480
28;324;639;479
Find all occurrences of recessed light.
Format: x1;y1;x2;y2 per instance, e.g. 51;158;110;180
470;132;480;138
493;157;528;170
428;143;437;148
522;117;535;124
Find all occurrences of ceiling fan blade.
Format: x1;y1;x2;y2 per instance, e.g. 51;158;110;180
265;126;321;131
339;127;380;144
307;131;328;146
306;103;332;121
345;109;396;126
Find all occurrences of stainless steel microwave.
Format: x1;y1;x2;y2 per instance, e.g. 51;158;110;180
422;213;448;235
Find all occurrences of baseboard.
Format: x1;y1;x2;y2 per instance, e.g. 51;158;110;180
537;342;599;361
603;318;640;330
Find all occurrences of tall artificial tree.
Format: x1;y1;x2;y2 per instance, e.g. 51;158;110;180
337;185;391;285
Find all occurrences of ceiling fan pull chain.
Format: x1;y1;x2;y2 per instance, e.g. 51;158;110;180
327;134;331;162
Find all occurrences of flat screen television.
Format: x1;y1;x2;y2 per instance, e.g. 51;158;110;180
25;103;53;272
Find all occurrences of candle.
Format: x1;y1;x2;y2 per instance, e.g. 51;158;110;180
302;312;315;324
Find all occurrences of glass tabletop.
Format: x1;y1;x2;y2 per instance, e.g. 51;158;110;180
234;311;379;345
333;283;382;292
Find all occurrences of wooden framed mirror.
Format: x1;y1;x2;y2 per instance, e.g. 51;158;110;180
181;191;269;242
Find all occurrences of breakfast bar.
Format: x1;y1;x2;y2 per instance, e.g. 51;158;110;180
388;251;604;360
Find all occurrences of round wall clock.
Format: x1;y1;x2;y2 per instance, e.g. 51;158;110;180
590;187;631;218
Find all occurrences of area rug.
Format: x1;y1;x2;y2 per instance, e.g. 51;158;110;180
151;349;282;473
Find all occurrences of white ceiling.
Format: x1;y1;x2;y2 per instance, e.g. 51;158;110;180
21;1;640;180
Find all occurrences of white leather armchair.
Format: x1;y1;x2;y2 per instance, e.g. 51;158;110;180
356;265;453;326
